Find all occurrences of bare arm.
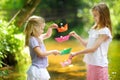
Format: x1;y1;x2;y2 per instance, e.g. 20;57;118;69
69;31;87;47
33;46;60;57
41;23;58;40
69;34;109;58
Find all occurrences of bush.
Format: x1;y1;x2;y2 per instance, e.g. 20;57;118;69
0;19;24;67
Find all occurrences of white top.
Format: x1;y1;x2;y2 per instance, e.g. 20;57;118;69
83;27;112;67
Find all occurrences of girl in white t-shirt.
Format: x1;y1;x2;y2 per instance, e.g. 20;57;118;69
69;3;112;80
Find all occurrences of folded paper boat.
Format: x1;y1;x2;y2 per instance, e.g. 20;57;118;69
55;35;70;42
57;24;68;32
60;48;72;55
60;59;72;67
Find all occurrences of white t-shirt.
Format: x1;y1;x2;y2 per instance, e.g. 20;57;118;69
83;27;112;67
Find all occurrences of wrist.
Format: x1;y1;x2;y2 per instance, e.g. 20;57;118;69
49;26;53;29
73;53;77;56
71;53;76;58
75;34;79;38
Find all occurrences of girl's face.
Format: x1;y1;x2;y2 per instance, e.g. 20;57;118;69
40;23;45;34
92;10;100;24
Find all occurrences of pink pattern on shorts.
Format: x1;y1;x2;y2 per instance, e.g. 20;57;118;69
87;64;108;80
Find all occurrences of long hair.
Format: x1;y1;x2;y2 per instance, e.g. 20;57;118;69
24;16;45;47
92;3;112;33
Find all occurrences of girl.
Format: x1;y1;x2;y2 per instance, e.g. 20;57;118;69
24;15;60;80
69;3;112;80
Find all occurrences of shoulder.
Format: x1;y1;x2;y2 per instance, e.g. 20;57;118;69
99;27;110;33
29;36;40;44
30;36;37;42
98;27;112;39
29;36;40;48
98;27;111;35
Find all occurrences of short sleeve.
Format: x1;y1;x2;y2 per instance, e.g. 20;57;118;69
29;37;40;49
98;27;112;39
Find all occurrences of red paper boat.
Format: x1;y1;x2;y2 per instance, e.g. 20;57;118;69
55;35;70;42
57;24;68;32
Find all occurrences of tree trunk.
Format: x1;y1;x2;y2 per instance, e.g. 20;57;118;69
15;0;41;27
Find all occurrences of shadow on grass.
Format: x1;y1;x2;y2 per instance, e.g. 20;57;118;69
49;70;86;80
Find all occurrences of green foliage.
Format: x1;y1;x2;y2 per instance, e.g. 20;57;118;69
0;0;120;39
36;0;90;38
109;0;120;39
0;0;25;21
0;19;25;67
0;0;25;10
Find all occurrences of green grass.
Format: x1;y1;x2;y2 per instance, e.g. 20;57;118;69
108;40;120;80
0;40;120;80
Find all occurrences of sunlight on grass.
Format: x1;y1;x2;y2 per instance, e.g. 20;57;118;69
2;40;119;80
44;40;86;80
108;40;120;80
44;40;120;80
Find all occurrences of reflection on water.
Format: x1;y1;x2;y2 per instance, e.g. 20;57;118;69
0;40;120;80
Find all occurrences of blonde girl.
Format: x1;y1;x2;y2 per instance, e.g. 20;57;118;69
24;15;60;80
69;3;112;80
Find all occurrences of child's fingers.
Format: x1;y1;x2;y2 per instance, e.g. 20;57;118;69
68;54;73;59
69;31;76;36
69;53;75;59
51;23;58;29
53;50;60;55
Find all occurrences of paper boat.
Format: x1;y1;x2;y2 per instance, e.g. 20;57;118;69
57;24;68;32
55;35;70;42
60;59;72;67
60;48;72;55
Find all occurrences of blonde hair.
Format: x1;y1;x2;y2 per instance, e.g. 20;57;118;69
24;15;45;47
92;3;112;33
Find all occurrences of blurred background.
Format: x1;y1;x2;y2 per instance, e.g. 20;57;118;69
0;0;120;80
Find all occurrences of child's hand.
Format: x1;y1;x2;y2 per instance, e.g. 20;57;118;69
69;31;76;36
69;53;75;59
52;50;60;55
50;23;58;29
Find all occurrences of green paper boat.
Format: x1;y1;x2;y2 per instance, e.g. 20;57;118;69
60;48;72;55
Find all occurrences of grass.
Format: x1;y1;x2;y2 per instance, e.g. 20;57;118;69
45;40;86;80
0;40;120;80
108;40;120;80
45;40;120;80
